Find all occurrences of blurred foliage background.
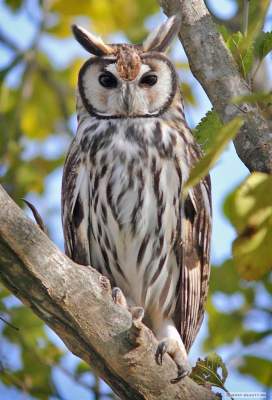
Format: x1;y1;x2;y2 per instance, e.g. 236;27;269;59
0;0;271;399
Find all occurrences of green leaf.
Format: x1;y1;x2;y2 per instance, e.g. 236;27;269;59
241;329;272;346
238;356;272;387
254;31;272;60
224;173;272;280
3;306;46;346
217;24;231;42
210;260;240;295
0;284;10;301
190;352;230;394
184;117;243;192
226;32;254;78
21;350;53;397
5;0;23;11
263;274;272;294
2;303;63;399
248;0;270;33
175;61;190;71
13;156;64;194
20;66;73;139
232;92;272;105
242;287;256;307
180;82;196;106
204;299;244;350
193;110;223;152
75;361;90;376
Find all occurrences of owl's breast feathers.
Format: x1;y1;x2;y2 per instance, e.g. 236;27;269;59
61;113;212;351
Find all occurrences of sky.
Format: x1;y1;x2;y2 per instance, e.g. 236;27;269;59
0;0;271;399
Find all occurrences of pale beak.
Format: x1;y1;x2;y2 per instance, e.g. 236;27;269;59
121;83;134;115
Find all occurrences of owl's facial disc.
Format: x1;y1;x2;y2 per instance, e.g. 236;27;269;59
78;53;177;118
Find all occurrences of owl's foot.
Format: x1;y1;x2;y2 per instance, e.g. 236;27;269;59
155;337;191;383
130;306;144;322
112;287;127;307
112;288;144;322
154;320;191;383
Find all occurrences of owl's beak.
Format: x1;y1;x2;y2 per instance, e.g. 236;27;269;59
121;83;134;116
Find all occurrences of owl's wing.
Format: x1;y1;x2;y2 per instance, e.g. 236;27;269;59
61;137;91;266
174;175;212;352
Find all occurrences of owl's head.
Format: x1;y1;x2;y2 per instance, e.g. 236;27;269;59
73;17;180;118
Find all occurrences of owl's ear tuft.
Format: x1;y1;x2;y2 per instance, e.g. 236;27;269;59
143;16;180;53
72;24;114;56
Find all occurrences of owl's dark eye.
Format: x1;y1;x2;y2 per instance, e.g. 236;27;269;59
99;72;118;88
140;74;158;86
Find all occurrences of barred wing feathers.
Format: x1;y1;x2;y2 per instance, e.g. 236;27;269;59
175;175;212;352
61;138;91;266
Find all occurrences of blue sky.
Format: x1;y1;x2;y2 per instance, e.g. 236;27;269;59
0;0;271;399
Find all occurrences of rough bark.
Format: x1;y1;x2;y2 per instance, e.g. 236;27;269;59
0;185;217;399
160;0;272;173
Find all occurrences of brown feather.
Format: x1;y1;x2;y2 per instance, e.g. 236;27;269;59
174;170;212;352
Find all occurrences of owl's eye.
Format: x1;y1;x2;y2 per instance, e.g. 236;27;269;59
99;72;118;88
140;74;158;86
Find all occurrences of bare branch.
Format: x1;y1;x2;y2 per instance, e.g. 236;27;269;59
160;0;272;173
0;185;217;400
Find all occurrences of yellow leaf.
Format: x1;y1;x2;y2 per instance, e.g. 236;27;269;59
20;61;74;139
181;82;196;106
48;0;158;42
47;16;74;38
225;172;272;280
69;58;84;87
20;70;57;138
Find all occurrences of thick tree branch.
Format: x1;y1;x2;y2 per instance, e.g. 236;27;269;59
0;185;217;400
160;0;272;173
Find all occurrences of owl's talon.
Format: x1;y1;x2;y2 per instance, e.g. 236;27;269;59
112;287;127;308
155;337;191;383
170;365;190;384
112;290;144;322
130;306;144;322
155;340;167;366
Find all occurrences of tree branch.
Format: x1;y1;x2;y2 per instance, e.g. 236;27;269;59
160;0;272;173
0;185;217;400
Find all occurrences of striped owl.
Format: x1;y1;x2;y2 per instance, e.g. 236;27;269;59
62;16;212;383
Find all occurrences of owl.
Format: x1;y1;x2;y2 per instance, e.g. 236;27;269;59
61;16;212;383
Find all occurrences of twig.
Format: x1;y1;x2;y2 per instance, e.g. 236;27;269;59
242;0;250;36
0;315;19;331
22;199;48;235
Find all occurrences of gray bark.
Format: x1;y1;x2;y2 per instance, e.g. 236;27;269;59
0;185;217;399
160;0;272;173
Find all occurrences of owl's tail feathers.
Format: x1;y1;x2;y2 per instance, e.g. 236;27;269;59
22;199;48;236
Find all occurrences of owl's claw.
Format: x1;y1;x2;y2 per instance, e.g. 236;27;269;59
155;341;167;366
112;287;127;308
155;338;191;383
112;288;144;322
170;366;189;384
130;306;144;322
